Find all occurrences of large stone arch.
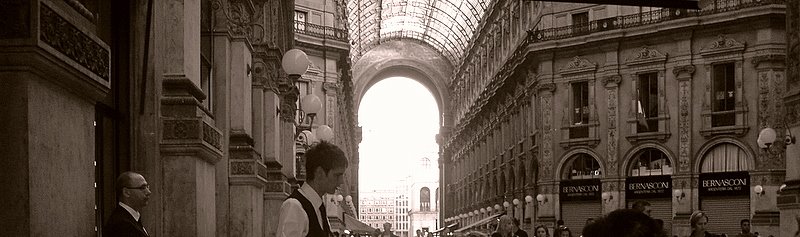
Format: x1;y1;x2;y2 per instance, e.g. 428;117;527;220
352;40;453;127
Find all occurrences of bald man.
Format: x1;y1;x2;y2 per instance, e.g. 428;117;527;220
104;171;152;237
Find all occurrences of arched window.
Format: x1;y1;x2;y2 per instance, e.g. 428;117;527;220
420;187;431;211
564;153;601;179
701;143;750;172
629;148;672;176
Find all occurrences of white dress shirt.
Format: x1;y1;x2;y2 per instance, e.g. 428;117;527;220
277;183;325;237
119;202;147;235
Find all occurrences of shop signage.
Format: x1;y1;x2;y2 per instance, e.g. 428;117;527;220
625;175;672;199
699;171;750;196
560;179;601;201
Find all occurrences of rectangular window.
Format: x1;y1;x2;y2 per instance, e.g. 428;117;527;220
570;81;589;138
572;12;589;34
295;10;307;31
200;0;214;115
637;73;659;133
712;63;736;127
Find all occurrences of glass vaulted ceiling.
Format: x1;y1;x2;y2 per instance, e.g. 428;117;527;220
347;0;490;64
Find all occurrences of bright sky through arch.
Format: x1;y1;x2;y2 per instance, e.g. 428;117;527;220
358;77;440;191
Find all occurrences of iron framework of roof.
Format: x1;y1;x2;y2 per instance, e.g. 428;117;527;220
347;0;491;64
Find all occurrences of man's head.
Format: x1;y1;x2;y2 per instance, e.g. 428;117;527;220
497;215;515;235
305;141;348;195
116;171;151;211
557;219;564;226
740;219;751;233
384;222;393;232
581;209;661;237
631;200;652;217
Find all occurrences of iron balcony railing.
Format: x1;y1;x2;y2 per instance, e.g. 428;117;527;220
528;0;784;44
294;20;349;42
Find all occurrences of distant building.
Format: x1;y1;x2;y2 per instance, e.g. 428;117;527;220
359;189;396;230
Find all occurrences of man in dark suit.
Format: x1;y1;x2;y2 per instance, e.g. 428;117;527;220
103;171;152;237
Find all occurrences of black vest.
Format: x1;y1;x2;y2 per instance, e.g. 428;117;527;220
288;189;331;237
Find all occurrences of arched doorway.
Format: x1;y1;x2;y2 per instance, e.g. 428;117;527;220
559;152;603;234
697;142;753;236
624;146;674;236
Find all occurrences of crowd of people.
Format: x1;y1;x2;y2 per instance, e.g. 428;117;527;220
492;200;764;237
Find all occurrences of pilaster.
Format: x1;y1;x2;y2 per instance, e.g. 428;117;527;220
779;2;800;237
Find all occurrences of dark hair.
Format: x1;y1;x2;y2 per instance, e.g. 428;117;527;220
534;225;549;237
115;171;140;199
631;200;651;212
305;140;348;181
557;220;565;225
582;209;662;237
559;226;572;237
740;219;750;225
513;218;521;227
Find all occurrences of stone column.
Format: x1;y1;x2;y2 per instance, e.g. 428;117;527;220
671;65;695;237
779;1;800;236
158;0;223;235
751;54;786;237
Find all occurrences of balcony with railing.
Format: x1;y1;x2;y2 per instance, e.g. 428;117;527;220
294;20;349;45
528;0;784;44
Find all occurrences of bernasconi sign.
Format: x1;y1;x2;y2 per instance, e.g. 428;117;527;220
560;179;602;201
699;171;750;196
625;175;672;199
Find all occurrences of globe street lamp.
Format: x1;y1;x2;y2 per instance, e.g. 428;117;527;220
281;49;333;149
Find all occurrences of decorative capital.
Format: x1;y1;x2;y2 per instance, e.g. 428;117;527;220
672;65;696;81
751;54;786;69
323;82;341;95
535;82;556;93
602;75;622;88
213;0;264;43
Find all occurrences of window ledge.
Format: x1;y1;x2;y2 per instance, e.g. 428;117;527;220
559;137;601;148
625;132;671;143
699;125;749;138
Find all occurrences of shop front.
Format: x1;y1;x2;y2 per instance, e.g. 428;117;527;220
697;143;752;236
560;153;603;234
625;147;674;236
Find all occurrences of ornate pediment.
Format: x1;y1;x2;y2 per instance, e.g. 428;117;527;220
625;47;667;67
559;56;597;76
700;35;746;57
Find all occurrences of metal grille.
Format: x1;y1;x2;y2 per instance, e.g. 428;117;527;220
700;197;750;236
628;199;672;236
561;201;602;235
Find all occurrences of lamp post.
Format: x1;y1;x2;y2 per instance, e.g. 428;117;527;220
283;49;335;184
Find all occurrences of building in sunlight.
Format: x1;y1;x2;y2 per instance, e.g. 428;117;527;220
359;189;397;230
409;157;440;237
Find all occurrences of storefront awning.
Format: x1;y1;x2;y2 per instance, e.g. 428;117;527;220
431;223;459;233
453;213;502;233
344;214;375;234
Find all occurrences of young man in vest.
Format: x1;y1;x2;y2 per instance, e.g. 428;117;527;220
277;141;348;237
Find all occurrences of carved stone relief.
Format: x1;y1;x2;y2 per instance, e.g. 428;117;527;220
39;5;110;81
673;65;694;172
604;75;621;176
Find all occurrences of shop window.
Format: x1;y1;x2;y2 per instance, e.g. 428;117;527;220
699;35;747;137
711;63;735;127
629;148;672;176
636;73;659;133
701;143;750;172
564;153;602;180
571;81;590;138
558;56;600;147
